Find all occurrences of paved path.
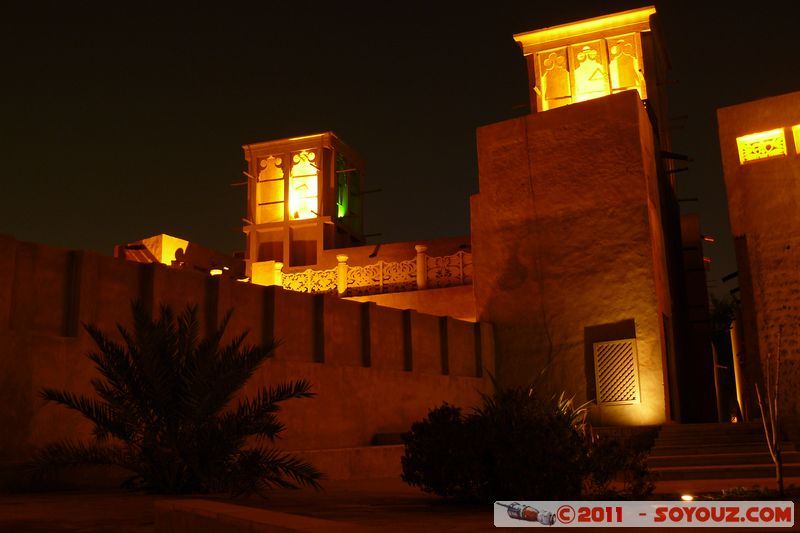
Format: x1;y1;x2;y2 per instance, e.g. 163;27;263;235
0;480;495;532
1;477;798;532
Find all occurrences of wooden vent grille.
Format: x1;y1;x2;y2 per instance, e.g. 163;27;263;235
593;339;640;405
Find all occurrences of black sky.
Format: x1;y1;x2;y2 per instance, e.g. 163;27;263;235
3;1;800;297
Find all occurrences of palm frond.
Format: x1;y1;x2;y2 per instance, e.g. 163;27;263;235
25;440;137;482
224;447;323;495
38;301;322;495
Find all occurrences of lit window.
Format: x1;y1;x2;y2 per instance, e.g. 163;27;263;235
536;33;644;111
793;125;800;154
608;34;643;98
255;155;285;223
289;150;318;220
335;154;349;219
736;129;786;164
537;47;571;110
571;40;609;103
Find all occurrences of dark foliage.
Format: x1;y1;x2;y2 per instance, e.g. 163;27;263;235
585;436;655;499
402;387;588;502
26;301;322;495
399;404;482;500
401;386;655;502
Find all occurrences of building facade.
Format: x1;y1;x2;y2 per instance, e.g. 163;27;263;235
718;91;800;440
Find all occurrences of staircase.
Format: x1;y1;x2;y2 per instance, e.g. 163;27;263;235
648;422;800;481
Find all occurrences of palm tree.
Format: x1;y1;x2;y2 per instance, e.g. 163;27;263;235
27;301;322;495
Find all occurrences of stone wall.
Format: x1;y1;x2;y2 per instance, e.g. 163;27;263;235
0;234;493;461
471;91;672;426
718;91;800;441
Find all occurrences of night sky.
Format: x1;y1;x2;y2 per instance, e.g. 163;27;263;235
3;1;800;298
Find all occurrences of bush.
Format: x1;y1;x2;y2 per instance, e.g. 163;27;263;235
584;436;655;499
399;404;482;500
401;386;654;501
402;387;588;501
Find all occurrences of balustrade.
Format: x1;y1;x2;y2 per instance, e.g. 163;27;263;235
273;246;472;296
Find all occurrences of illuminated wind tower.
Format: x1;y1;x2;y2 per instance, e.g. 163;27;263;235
242;132;365;277
472;5;712;425
513;5;671;149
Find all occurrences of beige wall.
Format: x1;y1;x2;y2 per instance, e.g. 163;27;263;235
718;91;800;440
0;235;493;461
346;284;476;322
471;91;671;426
286;236;471;272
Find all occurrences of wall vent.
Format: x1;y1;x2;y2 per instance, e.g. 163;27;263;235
593;339;641;405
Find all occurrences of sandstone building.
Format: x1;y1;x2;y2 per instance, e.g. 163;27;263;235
718;92;800;440
1;6;730;483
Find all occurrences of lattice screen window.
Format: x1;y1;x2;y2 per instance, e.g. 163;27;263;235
593;339;641;405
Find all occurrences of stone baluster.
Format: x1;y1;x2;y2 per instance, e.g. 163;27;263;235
336;255;349;296
415;245;428;290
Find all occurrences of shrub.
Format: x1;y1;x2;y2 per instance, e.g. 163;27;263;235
401;386;655;501
402;387;589;502
584;436;655;499
400;404;482;500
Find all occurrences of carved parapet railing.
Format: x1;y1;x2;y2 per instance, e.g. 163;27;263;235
281;267;337;295
346;258;417;296
426;250;473;288
274;245;472;296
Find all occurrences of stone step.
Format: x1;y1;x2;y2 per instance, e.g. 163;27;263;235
648;450;800;468
654;435;766;446
657;423;764;436
656;432;766;442
651;462;800;481
292;445;404;481
650;442;795;456
659;422;763;431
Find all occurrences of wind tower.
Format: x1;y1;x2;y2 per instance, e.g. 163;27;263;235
471;6;709;425
242;132;365;283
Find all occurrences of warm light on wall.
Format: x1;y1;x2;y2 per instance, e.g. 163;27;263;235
593;339;641;406
736;128;786;164
515;7;652;111
514;6;655;49
793;125;800;154
149;234;189;266
534;34;645;110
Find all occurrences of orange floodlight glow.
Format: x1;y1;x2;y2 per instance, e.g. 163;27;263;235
736;128;786;164
515;7;653;111
513;6;655;49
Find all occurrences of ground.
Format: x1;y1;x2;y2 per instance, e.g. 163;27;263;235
1;478;799;532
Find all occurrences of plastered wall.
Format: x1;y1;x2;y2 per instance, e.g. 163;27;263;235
471;91;671;426
718;91;800;440
0;235;494;460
